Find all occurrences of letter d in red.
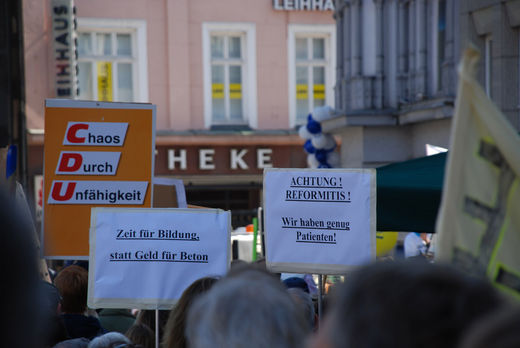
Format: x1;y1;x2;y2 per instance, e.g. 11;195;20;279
57;153;82;172
50;181;76;201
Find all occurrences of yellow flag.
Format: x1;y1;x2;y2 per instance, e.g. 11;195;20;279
435;47;520;299
97;62;113;102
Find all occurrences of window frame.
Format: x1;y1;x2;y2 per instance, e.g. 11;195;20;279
484;34;492;98
202;22;257;128
210;33;246;124
288;24;336;127
77;18;148;103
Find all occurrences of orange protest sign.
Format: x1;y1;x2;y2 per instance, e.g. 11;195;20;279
43;99;156;258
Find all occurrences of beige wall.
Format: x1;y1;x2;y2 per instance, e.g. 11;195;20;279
24;0;334;131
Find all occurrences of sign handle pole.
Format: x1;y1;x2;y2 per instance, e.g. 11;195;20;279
258;207;265;257
252;217;258;261
317;274;323;328
155;309;159;348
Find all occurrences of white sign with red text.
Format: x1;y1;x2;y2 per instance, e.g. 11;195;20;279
63;122;128;146
55;151;121;175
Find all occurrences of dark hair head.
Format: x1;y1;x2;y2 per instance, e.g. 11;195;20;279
227;260;281;280
459;305;520;348
283;277;310;293
40;280;69;346
136;309;169;344
325;261;504;348
162;277;218;348
0;188;41;347
125;323;154;348
54;265;88;313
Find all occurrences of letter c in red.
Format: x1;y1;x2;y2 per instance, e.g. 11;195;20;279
66;123;88;143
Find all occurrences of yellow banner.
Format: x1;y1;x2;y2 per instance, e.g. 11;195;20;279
313;84;325;100
435;48;520;300
212;83;224;99
296;84;308;100
229;83;242;99
97;62;113;102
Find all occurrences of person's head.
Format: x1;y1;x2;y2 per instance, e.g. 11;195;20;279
283;277;310;293
310;261;504;348
287;287;316;332
458;305;520;348
40;280;69;345
227;260;281;281
125;323;154;348
41;280;63;314
419;233;430;243
0;188;41;348
162;276;218;348
88;332;131;348
186;269;308;348
135;309;169;342
54;265;89;314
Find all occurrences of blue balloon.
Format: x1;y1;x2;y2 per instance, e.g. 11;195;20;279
303;139;316;154
306;119;322;134
307;113;313;122
6;145;17;179
315;149;328;164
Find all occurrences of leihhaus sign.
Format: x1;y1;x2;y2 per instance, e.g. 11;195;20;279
273;0;334;11
51;0;78;98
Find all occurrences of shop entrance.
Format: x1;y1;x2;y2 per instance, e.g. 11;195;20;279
185;184;261;229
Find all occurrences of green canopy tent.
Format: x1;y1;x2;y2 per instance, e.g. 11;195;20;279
376;152;447;233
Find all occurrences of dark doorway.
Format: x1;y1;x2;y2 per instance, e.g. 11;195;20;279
185;184;261;229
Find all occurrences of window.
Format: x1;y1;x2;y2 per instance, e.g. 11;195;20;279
288;25;335;127
203;23;257;128
76;18;148;102
210;35;244;122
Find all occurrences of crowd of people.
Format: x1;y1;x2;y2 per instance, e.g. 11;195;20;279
3;189;520;348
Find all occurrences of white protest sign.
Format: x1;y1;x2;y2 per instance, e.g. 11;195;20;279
264;168;376;274
88;208;230;309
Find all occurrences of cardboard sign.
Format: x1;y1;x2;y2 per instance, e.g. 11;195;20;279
88;208;230;309
264;168;376;274
43;99;156;258
152;177;187;208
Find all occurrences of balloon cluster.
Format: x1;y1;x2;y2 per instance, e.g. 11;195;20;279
298;106;339;168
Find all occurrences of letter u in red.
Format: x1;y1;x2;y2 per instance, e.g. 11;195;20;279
51;181;76;201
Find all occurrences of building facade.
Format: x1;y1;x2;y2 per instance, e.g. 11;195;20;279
329;0;520;169
460;0;520;131
328;0;459;168
24;0;337;228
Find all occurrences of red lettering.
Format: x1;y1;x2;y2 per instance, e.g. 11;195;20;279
66;123;88;143
51;182;76;201
58;153;82;172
